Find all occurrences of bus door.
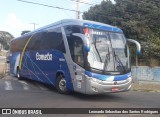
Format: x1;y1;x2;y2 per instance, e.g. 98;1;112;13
67;34;86;93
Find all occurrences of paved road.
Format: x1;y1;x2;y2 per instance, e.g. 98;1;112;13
0;75;160;117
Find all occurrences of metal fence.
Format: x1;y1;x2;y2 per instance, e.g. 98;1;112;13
131;66;160;81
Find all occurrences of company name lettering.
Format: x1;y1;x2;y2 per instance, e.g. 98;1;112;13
36;52;52;61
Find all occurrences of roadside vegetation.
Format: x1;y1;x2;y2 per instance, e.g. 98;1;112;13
83;0;160;66
0;31;14;51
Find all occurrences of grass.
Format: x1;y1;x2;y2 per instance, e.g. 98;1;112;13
132;88;159;92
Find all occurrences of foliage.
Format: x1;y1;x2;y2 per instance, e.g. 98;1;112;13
21;30;31;35
0;31;14;50
83;0;160;63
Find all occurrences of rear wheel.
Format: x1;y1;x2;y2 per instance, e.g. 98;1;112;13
16;67;22;80
56;75;68;94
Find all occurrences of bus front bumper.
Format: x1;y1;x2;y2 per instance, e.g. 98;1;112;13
85;76;132;94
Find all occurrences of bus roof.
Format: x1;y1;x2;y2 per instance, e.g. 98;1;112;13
13;19;123;40
61;19;123;33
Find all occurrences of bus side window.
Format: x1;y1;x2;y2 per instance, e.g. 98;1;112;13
64;25;85;67
10;35;30;53
27;32;43;50
74;38;84;67
67;35;85;67
42;28;66;53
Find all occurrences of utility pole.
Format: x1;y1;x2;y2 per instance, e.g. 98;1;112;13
76;0;80;19
30;23;38;30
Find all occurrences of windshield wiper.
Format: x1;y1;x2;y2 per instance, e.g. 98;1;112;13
113;49;126;73
93;37;102;62
103;46;110;72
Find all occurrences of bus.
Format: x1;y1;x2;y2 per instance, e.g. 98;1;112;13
10;19;141;94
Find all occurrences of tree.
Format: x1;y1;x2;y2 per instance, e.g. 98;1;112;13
83;0;160;65
0;31;14;50
21;30;31;35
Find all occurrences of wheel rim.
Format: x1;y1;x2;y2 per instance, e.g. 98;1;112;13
17;73;20;78
17;69;20;78
59;78;66;92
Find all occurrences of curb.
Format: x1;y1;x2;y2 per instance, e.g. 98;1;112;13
131;82;160;92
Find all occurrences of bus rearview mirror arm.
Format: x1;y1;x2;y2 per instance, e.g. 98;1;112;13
72;33;90;52
72;33;85;40
127;39;141;55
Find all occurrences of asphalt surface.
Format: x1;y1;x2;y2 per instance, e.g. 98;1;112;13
0;55;160;117
0;75;160;117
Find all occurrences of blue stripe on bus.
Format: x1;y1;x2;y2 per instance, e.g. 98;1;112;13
11;50;73;91
85;71;131;81
114;73;131;81
83;23;123;33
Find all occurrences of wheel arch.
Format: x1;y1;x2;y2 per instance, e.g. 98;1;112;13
55;70;69;94
56;70;65;79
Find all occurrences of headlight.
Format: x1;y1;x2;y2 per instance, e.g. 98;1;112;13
127;77;132;82
84;75;102;83
91;78;102;83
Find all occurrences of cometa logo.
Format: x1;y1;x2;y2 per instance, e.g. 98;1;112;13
36;52;52;61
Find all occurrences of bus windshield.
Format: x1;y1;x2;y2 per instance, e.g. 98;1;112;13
87;29;130;74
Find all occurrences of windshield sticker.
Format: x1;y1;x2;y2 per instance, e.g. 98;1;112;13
77;82;81;88
93;61;104;70
76;75;82;81
106;76;115;81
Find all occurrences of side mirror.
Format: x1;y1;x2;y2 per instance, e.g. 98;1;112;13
72;33;90;52
127;39;141;55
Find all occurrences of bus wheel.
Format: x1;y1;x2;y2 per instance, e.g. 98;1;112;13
16;67;22;80
56;75;68;94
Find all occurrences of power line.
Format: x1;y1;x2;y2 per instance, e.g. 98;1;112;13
17;0;111;19
17;0;83;13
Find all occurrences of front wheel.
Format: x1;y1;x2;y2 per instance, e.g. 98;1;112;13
56;75;68;94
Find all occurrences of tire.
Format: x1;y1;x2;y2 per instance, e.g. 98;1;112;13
16;67;22;80
56;75;68;94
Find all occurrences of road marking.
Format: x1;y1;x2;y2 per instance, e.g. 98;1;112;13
18;80;29;90
4;81;13;90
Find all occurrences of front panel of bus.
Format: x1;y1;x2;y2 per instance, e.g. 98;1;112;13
64;25;132;94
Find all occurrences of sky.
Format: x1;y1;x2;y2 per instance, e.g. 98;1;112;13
0;0;115;37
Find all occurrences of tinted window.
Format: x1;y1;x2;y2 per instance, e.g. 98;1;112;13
64;25;83;36
64;26;84;67
27;28;66;53
27;32;43;50
10;35;30;53
11;28;65;53
42;28;65;53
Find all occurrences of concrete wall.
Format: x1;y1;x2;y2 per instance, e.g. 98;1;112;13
131;66;160;81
